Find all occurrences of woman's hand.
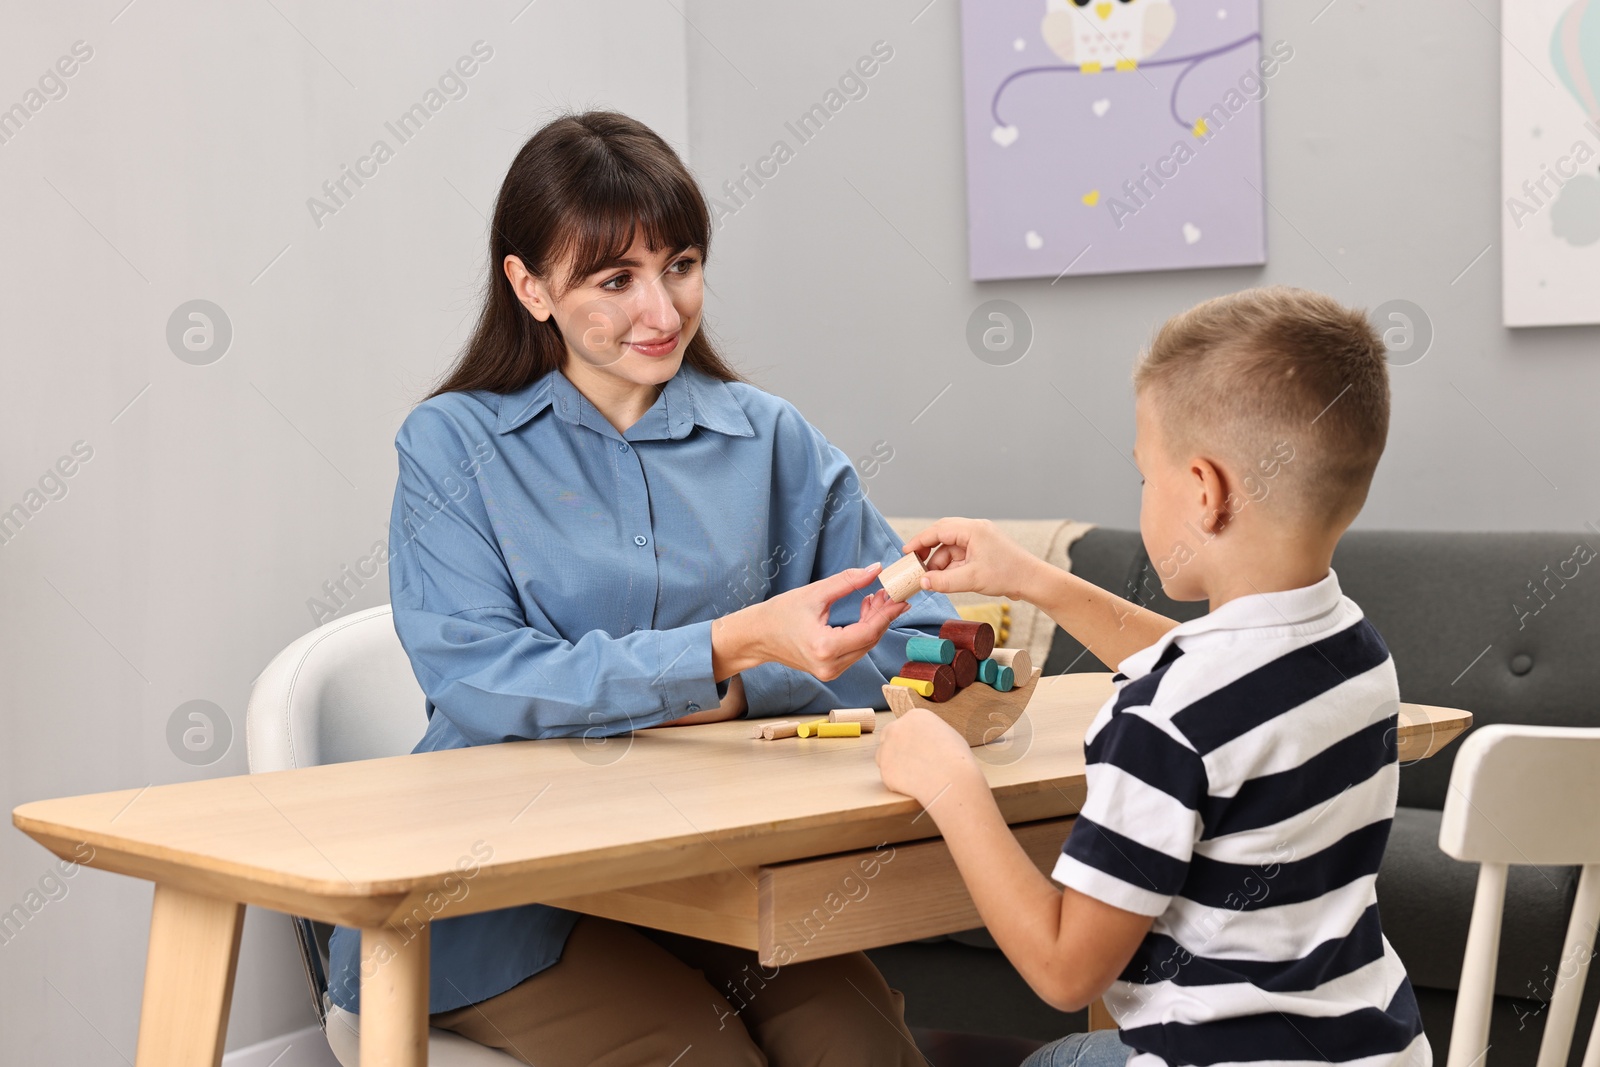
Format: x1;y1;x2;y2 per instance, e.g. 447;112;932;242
901;518;1046;602
876;707;986;811
712;562;910;682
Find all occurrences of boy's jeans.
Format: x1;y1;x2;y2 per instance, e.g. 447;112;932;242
1021;1030;1132;1067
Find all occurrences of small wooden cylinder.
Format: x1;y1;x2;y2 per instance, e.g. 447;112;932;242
889;676;935;698
879;553;926;603
905;636;955;665
760;720;800;740
977;658;999;686
990;648;1032;682
896;661;956;703
951;648;978;689
992;665;1015;692
829;708;877;733
814;722;861;738
940;619;994;660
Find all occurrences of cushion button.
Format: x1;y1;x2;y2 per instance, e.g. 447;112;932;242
1510;653;1533;676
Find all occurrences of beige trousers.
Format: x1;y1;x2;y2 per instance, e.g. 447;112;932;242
428;916;924;1066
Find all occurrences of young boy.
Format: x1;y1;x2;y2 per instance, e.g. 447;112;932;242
877;287;1430;1067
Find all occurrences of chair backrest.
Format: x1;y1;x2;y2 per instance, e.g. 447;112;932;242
1439;724;1600;1067
243;606;427;1021
246;605;428;773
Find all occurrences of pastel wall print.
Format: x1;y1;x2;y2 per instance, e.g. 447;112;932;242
959;0;1273;281
1502;0;1600;326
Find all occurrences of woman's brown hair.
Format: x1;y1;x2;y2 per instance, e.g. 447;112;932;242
427;110;743;399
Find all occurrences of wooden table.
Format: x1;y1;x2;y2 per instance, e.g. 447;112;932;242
11;673;1472;1067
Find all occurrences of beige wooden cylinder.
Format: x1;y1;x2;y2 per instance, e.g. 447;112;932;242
879;553;926;602
990;648;1033;682
829;708;876;733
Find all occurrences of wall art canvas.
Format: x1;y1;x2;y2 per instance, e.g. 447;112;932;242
959;0;1273;281
1502;0;1600;327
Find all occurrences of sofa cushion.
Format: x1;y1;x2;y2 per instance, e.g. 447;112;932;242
1378;806;1578;997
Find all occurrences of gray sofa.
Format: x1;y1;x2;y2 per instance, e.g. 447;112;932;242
868;526;1600;1067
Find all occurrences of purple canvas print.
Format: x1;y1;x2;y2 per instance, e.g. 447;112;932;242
960;0;1272;281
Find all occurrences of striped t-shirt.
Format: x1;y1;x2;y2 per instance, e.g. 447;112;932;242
1052;570;1431;1067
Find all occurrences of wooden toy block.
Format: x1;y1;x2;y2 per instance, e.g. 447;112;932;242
896;661;956;703
951;648;978;689
940;618;995;660
905;636;955;665
990;648;1033;682
879;553;926;603
754;720;800;740
977;657;999;686
813;722;861;738
883;668;1042;747
992;665;1015;692
888;676;935;698
829;708;877;732
795;718;833;738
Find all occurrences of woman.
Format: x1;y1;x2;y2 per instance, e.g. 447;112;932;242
324;111;952;1065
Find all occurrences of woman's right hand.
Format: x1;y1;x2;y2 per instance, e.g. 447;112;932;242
713;563;910;682
901;518;1045;603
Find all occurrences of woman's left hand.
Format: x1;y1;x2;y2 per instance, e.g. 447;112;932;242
876;707;985;811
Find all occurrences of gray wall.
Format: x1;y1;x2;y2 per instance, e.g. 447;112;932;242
0;1;686;1061
683;0;1600;535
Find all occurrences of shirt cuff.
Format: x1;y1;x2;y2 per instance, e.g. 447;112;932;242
1050;852;1172;917
654;620;726;721
738;661;794;719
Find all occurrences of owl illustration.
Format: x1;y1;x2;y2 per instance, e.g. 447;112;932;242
1042;0;1177;72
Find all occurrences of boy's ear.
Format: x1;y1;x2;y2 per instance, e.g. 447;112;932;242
1191;456;1231;535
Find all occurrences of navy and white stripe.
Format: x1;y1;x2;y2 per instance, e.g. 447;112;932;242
1052;570;1430;1067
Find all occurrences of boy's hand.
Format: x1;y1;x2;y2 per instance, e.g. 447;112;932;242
901;518;1044;602
876;707;986;810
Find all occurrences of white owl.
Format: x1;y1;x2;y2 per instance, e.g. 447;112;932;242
1041;0;1176;72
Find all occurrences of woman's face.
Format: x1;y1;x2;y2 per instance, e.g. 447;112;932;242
507;234;704;390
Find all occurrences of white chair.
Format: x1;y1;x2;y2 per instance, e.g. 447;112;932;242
246;604;521;1066
1439;724;1600;1067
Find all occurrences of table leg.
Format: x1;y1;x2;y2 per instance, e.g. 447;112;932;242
133;884;246;1067
360;920;430;1067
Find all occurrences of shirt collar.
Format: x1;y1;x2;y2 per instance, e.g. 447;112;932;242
494;364;755;441
1115;568;1346;680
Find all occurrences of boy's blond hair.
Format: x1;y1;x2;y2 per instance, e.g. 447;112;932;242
1134;286;1390;525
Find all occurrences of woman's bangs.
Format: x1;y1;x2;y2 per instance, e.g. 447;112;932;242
555;171;708;288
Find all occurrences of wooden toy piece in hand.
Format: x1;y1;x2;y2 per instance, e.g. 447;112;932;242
878;551;927;603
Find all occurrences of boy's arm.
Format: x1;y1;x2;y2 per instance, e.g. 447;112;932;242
901;518;1178;670
927;766;1153;1010
1023;558;1178;671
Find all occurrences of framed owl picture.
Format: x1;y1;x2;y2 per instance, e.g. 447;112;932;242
958;0;1272;280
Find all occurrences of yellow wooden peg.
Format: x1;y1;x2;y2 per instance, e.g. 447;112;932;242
888;677;935;698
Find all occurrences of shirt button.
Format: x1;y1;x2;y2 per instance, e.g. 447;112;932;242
686;703;700;713
619;442;630;453
634;534;648;547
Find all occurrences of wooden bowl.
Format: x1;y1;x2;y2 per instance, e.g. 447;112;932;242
882;669;1042;747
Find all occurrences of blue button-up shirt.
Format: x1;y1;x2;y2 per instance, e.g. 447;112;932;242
327;364;954;1015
